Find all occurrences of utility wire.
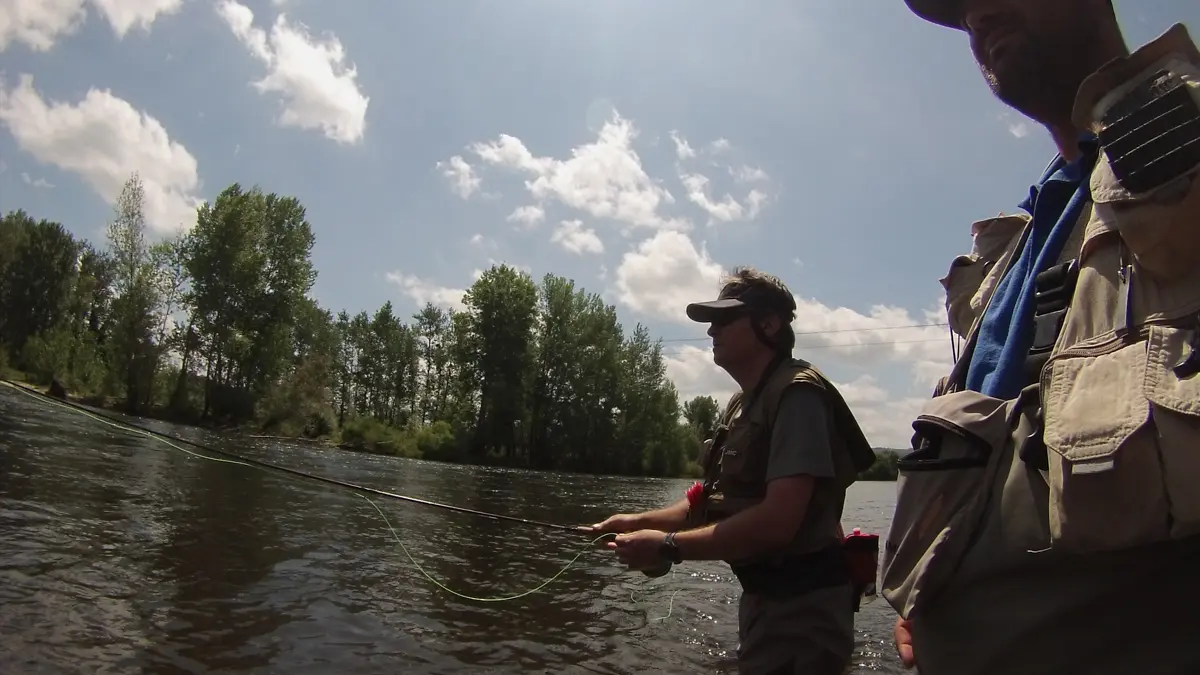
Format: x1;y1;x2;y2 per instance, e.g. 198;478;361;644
656;322;949;344
658;336;948;356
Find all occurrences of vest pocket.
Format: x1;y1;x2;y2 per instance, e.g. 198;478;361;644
719;420;761;478
880;390;1012;619
1041;322;1200;553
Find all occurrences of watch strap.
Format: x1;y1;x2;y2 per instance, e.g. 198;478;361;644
662;531;682;563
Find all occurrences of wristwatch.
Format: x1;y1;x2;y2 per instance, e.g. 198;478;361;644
660;532;682;564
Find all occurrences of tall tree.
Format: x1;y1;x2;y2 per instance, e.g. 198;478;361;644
183;184;316;423
413;303;451;425
106;173;163;413
0;211;80;357
462;265;539;461
683;395;721;442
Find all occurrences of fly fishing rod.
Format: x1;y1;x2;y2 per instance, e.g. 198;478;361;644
2;380;593;535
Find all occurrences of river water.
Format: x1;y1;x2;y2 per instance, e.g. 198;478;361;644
0;384;905;674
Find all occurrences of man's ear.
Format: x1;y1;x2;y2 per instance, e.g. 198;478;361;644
758;313;781;338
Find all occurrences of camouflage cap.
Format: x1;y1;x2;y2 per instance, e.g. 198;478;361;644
905;0;964;30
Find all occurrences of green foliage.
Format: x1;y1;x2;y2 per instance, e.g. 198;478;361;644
0;210;80;356
683;394;720;445
859;449;901;480
339;416;421;458
0;173;720;478
415;420;459;461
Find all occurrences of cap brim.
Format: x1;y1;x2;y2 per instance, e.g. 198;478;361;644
904;0;964;29
686;298;746;323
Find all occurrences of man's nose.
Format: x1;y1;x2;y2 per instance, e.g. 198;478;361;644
707;322;720;338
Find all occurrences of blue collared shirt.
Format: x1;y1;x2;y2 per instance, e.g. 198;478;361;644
965;136;1099;399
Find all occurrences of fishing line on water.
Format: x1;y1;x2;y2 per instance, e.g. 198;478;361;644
1;380;681;616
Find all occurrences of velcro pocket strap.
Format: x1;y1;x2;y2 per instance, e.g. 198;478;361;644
880;390;1012;619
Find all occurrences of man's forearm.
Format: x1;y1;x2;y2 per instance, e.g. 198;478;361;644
637;498;690;531
672;503;783;562
673;475;815;562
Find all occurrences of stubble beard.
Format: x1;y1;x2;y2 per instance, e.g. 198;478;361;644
981;34;1089;128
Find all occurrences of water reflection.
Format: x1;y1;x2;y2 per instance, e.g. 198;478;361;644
0;386;907;674
141;455;291;672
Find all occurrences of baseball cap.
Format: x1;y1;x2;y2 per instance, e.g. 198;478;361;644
685;283;797;324
904;0;964;29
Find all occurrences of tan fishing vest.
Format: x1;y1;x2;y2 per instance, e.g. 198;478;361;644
692;357;877;564
881;23;1200;621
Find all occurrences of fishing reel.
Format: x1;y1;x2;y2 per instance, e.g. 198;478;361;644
641;560;674;578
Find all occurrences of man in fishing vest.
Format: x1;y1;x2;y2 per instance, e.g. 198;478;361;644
592;266;877;675
884;2;1200;674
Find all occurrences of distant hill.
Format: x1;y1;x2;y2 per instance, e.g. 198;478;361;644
858;448;902;481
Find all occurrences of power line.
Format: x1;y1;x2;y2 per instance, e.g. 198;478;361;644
656;322;949;343
658;336;948;357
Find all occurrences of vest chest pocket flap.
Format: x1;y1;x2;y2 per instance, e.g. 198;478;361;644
718;416;767;503
1041;321;1200;553
880;389;1014;620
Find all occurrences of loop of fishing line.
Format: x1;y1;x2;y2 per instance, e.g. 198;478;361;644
1;379;681;614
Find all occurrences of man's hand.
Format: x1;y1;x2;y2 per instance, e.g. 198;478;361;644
588;498;691;537
607;529;668;571
894;617;915;669
590;513;643;535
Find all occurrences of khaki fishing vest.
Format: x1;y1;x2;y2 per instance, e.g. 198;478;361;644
692;358;877;564
881;23;1200;623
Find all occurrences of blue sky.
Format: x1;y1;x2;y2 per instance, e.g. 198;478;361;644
1;0;1196;446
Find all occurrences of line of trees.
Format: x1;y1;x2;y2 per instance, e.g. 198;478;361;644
1;173;898;480
0;174;734;477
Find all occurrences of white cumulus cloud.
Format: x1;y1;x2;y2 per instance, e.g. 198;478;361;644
90;0;182;37
614;230;724;321
0;0;181;52
20;171;53;188
0;0;85;51
669;130;696;160
0;74;203;234
731;165;769;183
679;172;769;223
506;204;545;228
217;0;369;145
460;111;687;233
670;130;772;224
437;155;480;199
550;219;604;255
385;272;466;312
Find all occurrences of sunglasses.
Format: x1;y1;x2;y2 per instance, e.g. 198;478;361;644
710;310;751;327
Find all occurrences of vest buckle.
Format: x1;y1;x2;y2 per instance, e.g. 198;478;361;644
1024;259;1081;384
